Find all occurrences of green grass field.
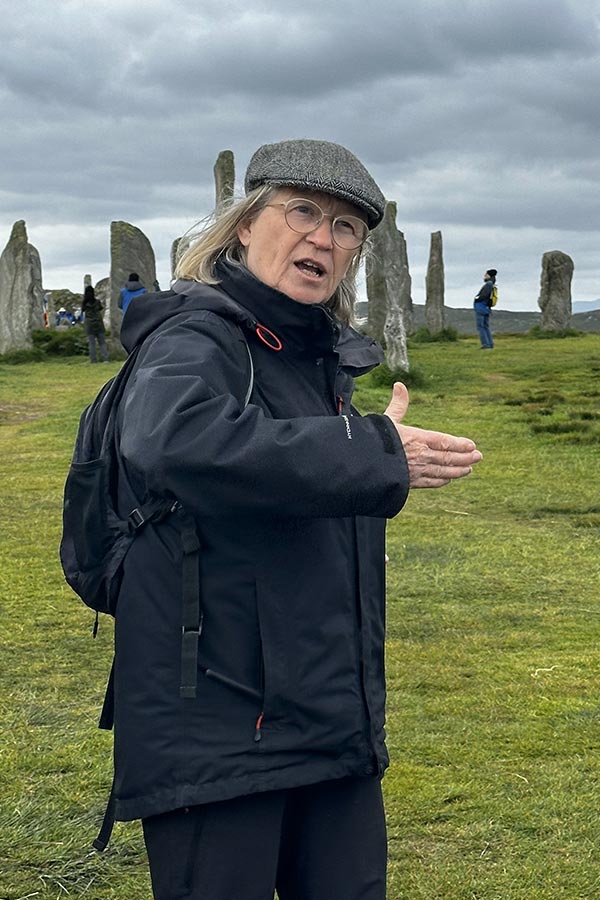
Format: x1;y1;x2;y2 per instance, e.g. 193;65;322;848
1;333;599;899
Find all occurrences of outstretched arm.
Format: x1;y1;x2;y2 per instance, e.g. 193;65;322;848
384;382;482;489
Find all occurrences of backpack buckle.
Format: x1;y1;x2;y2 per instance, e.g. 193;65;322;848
128;507;146;530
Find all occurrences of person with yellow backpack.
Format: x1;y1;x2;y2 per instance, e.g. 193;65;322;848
473;268;497;349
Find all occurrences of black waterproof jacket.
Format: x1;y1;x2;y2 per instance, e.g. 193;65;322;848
112;262;410;822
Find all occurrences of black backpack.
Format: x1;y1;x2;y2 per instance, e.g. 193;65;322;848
60;318;254;626
59;315;254;849
60;345;175;621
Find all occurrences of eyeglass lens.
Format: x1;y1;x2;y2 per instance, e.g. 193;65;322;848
284;199;367;249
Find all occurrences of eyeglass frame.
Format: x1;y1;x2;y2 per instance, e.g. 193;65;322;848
265;197;369;250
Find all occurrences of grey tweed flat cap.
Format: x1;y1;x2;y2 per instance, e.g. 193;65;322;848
244;139;385;230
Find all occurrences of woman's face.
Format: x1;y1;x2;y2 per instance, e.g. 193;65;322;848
236;188;365;305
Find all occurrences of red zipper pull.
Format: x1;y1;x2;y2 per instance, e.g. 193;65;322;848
337;395;343;414
254;712;264;742
255;324;283;351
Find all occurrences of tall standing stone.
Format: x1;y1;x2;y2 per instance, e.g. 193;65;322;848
425;230;445;334
214;150;235;212
365;247;387;345
538;251;574;331
110;221;156;347
171;236;185;279
94;276;110;329
83;274;92;289
366;201;413;345
384;305;410;372
0;220;44;354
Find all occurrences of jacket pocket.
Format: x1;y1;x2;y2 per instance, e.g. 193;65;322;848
254;577;289;730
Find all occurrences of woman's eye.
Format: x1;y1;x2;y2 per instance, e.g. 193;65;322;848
294;204;318;219
336;218;356;235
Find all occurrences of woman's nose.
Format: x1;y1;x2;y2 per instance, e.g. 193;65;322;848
306;218;334;249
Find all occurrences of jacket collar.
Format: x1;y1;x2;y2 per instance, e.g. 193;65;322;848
214;260;339;357
214;261;384;374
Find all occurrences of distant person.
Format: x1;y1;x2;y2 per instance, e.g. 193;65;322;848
473;268;497;349
118;273;147;315
81;285;109;363
42;292;51;328
55;307;75;328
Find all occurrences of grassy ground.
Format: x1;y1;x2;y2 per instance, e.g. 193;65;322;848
1;334;599;899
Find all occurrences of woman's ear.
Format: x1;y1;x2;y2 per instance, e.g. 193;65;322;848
237;219;252;248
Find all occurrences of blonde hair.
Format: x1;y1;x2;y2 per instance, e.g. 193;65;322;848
175;186;367;326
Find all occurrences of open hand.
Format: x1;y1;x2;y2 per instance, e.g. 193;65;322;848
384;382;482;489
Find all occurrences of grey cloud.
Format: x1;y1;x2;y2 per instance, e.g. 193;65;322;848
1;0;599;309
96;0;599;104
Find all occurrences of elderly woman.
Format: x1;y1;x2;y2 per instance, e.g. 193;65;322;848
110;139;481;900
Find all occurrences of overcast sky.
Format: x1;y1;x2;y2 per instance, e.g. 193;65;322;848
2;0;599;311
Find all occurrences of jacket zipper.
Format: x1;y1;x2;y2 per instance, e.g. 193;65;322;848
353;513;380;771
253;607;267;743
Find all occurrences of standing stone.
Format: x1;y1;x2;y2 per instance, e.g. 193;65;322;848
384;305;410;373
83;274;92;289
94;276;110;329
214;150;235;212
0;220;44;354
171;236;185;279
425;231;445;334
366;201;413;345
110;221;156;347
396;226;413;336
538;251;574;331
365;247;387;345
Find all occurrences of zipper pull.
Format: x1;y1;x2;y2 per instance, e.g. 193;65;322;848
337;395;343;414
254;712;264;742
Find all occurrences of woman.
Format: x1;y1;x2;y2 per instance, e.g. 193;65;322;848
112;139;482;899
81;284;109;362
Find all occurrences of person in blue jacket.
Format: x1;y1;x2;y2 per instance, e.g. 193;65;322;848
118;273;146;315
110;139;482;900
473;268;497;349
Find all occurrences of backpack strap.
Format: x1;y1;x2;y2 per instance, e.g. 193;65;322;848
177;322;253;701
98;659;115;730
97;497;176;732
93;774;116;852
176;504;203;699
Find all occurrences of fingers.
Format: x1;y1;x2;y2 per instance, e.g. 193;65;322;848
409;428;479;455
409;462;477;489
384;382;409;424
397;426;482;490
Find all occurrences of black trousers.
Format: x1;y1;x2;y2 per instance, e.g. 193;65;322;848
142;776;387;900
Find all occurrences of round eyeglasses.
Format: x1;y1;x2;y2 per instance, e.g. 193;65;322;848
267;198;369;250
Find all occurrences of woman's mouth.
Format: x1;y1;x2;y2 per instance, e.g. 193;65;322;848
295;259;325;279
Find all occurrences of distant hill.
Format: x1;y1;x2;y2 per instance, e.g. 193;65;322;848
354;302;600;334
412;306;600;334
572;300;600;314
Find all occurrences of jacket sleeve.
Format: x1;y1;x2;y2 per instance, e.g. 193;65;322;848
118;312;410;520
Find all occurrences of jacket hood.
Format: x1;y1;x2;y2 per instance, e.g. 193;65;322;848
120;282;256;353
125;280;145;292
335;325;384;376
